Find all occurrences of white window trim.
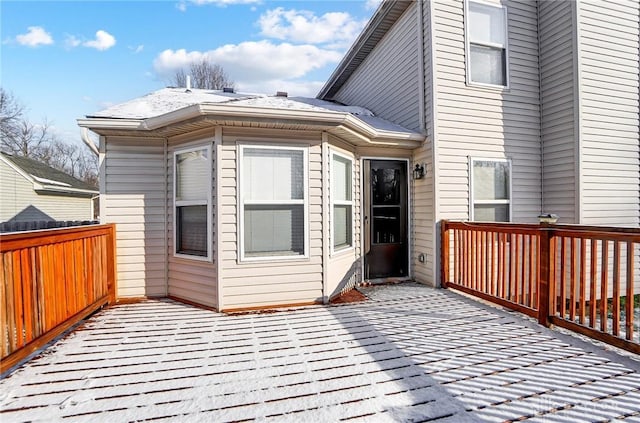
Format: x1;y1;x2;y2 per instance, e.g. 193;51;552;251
173;143;213;262
469;157;512;222
238;143;309;262
330;150;355;256
464;0;510;89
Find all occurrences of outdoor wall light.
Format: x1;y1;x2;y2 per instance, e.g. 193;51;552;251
537;213;559;224
413;163;426;180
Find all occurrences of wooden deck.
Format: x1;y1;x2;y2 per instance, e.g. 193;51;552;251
2;284;640;422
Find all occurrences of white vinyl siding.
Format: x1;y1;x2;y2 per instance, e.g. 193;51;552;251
220;129;323;310
332;3;421;132
433;0;541;223
578;0;640;227
539;0;577;223
167;135;218;309
0;160;93;222
174;145;212;260
412;0;436;286
103;138;166;298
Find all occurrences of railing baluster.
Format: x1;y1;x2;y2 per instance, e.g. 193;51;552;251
612;241;620;337
600;240;609;333
481;231;487;293
560;237;566;319
528;235;535;308
490;232;496;296
590;239;598;328
579;238;587;325
626;241;634;341
570;238;577;321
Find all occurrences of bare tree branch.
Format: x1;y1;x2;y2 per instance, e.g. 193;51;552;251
170;59;234;90
0;87;98;186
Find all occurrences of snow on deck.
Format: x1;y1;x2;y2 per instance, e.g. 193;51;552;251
2;284;640;422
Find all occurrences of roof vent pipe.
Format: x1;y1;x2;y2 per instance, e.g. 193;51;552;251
186;75;192;93
276;91;288;97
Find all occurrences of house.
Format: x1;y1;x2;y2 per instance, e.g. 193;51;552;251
78;90;424;310
0;152;98;223
317;0;640;286
78;0;639;311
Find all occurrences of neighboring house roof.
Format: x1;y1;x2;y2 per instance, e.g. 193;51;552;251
317;0;413;101
79;88;424;149
0;152;98;195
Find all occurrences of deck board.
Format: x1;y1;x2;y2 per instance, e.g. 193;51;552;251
2;284;640;422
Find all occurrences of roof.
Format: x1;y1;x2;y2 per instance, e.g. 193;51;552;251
317;0;413;100
0;152;98;195
79;88;424;149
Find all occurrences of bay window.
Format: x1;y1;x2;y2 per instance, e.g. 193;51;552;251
470;158;511;222
466;0;508;87
174;145;211;259
239;145;308;260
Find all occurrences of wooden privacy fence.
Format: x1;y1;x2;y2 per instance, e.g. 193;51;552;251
441;220;640;354
1;224;116;373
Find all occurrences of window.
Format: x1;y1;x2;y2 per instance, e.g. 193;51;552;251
239;145;308;260
332;152;353;253
470;158;511;222
466;0;508;87
174;145;211;259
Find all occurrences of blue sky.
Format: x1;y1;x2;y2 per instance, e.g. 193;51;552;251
2;0;380;146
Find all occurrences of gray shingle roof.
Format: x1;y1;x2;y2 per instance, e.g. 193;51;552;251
1;152;97;192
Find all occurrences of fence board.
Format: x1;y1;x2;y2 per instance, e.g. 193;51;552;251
0;224;116;373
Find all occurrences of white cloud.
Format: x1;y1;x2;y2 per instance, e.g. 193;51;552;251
83;30;116;51
153;41;342;83
16;26;54;47
177;0;259;10
129;44;144;54
65;35;81;48
365;0;383;10
258;8;367;47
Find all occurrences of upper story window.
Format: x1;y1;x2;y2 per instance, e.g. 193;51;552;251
239;145;308;261
332;152;354;254
174;145;212;260
466;0;509;87
470;158;512;222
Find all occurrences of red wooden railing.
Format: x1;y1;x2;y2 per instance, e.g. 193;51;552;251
1;224;116;373
441;221;640;354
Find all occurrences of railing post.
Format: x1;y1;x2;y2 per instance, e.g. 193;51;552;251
538;226;552;327
106;224;117;305
441;220;449;288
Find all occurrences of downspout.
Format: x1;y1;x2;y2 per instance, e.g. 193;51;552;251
536;0;544;215
417;0;427;132
429;0;441;287
80;127;100;156
214;126;224;311
321;132;330;304
164;137;169;297
415;0;426;282
572;0;584;224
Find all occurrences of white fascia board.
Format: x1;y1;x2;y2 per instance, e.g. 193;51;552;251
0;153;36;185
77;117;146;130
34;184;99;196
78;103;424;148
341;114;425;145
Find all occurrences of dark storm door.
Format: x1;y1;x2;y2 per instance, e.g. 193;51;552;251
363;160;408;279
